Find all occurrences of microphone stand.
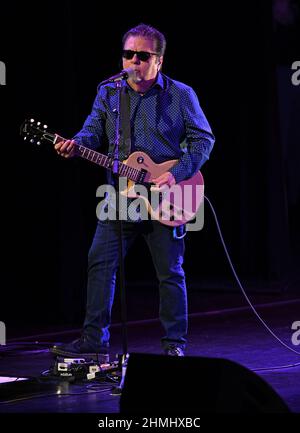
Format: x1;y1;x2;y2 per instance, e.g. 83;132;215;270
110;80;129;394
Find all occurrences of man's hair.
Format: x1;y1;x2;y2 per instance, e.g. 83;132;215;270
122;23;166;56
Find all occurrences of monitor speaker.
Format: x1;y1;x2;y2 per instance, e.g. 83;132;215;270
119;353;290;413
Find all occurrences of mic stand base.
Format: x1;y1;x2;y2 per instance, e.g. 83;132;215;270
110;353;129;395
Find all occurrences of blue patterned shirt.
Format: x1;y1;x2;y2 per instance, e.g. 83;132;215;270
73;72;215;184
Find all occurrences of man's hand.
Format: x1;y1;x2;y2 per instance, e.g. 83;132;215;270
152;171;176;187
54;139;76;158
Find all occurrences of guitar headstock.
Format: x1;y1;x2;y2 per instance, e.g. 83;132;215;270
20;118;55;146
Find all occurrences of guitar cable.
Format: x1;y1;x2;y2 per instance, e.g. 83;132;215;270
203;194;300;370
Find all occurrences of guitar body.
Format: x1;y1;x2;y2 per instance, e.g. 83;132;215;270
123;151;204;227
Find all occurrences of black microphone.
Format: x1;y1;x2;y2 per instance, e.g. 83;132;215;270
100;68;134;85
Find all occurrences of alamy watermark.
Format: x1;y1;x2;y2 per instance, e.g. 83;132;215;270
291;321;300;346
0;61;6;85
0;321;6;345
95;177;204;231
291;61;300;86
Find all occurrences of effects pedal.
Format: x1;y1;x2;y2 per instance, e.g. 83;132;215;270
52;357;118;381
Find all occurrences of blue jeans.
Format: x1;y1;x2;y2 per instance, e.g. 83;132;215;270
83;219;187;350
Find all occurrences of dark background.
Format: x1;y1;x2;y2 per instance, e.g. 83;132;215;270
0;1;299;330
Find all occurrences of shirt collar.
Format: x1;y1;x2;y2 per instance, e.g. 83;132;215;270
125;72;165;93
155;72;164;89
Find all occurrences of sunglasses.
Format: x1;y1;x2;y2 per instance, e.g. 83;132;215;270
122;50;158;62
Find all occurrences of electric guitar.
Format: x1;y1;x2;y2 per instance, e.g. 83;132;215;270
20;119;204;227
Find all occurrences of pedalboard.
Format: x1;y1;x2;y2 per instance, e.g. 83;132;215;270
52;357;119;381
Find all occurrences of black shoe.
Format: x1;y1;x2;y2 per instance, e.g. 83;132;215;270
50;336;109;363
164;345;185;356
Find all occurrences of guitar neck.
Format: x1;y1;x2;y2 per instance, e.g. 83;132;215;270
53;134;141;182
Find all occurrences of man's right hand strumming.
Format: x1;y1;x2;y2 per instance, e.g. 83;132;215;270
54;139;76;158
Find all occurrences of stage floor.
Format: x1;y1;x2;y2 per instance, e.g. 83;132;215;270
0;291;299;415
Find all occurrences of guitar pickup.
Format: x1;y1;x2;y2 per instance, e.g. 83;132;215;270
137;169;148;183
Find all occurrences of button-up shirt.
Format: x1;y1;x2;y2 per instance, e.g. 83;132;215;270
74;72;215;184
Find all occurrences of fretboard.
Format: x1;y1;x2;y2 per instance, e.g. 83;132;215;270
54;134;142;182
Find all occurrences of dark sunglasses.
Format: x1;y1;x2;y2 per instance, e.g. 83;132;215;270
122;50;158;62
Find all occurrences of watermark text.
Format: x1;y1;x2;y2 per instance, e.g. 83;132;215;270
291;321;300;346
95;178;204;231
291;61;300;86
0;61;6;85
0;321;6;345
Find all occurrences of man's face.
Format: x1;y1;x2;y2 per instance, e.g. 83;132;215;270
122;36;163;84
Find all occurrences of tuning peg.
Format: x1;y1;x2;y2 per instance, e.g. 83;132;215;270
43;125;48;129
30;139;35;143
37;122;41;126
24;137;27;141
37;141;41;145
30;118;35;123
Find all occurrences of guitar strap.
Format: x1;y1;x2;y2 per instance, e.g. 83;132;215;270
120;85;131;159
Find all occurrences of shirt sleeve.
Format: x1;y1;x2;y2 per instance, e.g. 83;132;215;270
169;86;215;184
72;87;107;150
